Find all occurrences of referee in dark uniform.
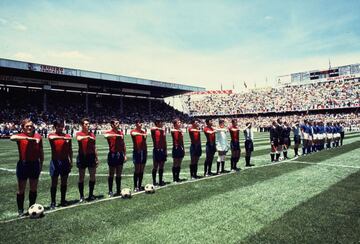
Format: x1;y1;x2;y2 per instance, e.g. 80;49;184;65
244;122;254;167
275;118;283;161
269;121;278;162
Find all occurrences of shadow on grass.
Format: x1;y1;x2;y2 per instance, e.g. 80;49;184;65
241;170;360;244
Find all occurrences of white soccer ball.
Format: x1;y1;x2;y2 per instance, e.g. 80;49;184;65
28;203;44;219
145;184;155;194
121;188;132;198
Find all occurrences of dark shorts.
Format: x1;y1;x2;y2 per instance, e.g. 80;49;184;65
230;141;240;151
294;135;301;144
271;138;279;147
107;152;125;167
16;160;41;180
278;138;284;145
50;159;71;177
153;148;167;162
76;154;96;169
172;146;185;159
283;137;291;147
340;132;345;139
133;150;147;164
190;144;202;157
206;142;216;155
245;140;254;153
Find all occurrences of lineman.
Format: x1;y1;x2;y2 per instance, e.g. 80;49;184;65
244;122;254;167
292;121;301;157
282;121;291;159
269;121;278;162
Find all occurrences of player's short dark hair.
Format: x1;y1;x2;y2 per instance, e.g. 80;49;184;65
246;122;251;126
205;118;211;124
53;119;65;127
154;118;162;125
277;118;282;124
110;118;120;125
231;119;237;123
190;119;198;124
219;119;225;124
134;118;142;124
81;118;90;125
173;118;180;125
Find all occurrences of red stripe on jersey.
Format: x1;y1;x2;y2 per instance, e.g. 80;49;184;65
171;130;184;148
229;126;239;142
105;129;125;153
204;127;215;143
16;133;43;161
76;131;96;155
188;126;201;145
151;128;166;150
49;133;71;160
130;129;147;151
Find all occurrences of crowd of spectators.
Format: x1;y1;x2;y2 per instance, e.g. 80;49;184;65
1;79;360;138
183;79;360;116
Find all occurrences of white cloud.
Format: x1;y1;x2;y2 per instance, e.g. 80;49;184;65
48;51;93;61
13;52;33;60
264;16;273;20
12;22;27;31
0;18;8;25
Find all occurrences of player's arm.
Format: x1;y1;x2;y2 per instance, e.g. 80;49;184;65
69;140;73;168
76;135;90;141
10;134;37;142
95;148;99;167
39;139;44;171
48;135;68;140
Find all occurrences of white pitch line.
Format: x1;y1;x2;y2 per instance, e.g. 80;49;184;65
0;157;298;224
289;161;360;169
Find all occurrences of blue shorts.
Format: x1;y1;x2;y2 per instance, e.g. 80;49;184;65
76;154;96;169
107;152;125;167
50;160;71;177
153;148;167;162
133;150;147;164
172;146;185;159
245;140;254;152
190;144;202;157
16;160;41;180
230;141;240;151
206;142;216;155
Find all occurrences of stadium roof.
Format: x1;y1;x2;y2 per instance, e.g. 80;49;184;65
0;58;205;98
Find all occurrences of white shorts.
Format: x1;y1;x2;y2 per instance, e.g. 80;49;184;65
313;134;318;140
327;134;333;140
303;133;309;140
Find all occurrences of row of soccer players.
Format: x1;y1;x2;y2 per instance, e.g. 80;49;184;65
269;118;345;162
10;117;254;216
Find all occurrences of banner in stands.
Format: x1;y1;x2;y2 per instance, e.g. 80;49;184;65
27;63;77;76
187;90;233;95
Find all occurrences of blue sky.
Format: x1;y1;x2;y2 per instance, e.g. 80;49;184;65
1;0;359;90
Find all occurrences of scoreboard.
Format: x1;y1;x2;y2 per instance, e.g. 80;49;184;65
290;63;360;84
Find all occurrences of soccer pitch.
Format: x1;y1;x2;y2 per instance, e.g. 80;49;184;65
0;131;359;243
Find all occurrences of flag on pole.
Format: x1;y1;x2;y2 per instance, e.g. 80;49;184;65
244;81;247;88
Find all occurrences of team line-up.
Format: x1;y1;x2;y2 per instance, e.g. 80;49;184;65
9;117;345;217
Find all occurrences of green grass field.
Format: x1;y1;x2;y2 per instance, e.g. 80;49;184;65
0;131;359;243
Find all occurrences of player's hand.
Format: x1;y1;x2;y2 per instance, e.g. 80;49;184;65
95;159;99;168
124;155;127;161
39;162;43;172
